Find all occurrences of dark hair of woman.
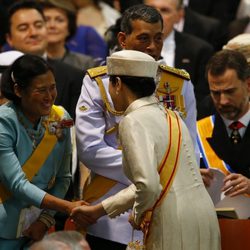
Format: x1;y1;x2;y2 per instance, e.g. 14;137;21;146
109;75;156;98
1;54;53;104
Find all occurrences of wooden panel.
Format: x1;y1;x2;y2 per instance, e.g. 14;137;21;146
219;219;250;250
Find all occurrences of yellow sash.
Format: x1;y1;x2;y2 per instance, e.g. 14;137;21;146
0;105;64;204
142;109;182;243
197;116;231;175
83;175;117;203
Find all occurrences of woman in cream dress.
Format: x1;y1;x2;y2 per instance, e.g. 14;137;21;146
72;50;221;250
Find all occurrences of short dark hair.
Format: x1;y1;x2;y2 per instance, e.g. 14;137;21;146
206;50;250;81
110;75;156;98
41;3;77;41
7;0;45;34
1;54;53;104
120;4;163;34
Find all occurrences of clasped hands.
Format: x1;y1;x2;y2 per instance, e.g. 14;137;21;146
70;203;142;232
70;203;101;230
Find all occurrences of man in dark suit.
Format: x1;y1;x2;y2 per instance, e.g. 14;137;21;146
180;7;225;51
197;50;250;196
145;0;214;103
6;1;84;120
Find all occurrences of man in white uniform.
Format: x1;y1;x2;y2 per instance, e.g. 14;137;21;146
73;50;220;250
75;4;198;249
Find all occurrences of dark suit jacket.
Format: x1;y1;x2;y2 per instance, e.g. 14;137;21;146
174;31;214;102
47;59;84;120
228;16;250;40
206;113;250;178
183;7;226;51
189;0;240;24
197;95;216;120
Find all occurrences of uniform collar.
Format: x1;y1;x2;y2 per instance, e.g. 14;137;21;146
124;95;158;116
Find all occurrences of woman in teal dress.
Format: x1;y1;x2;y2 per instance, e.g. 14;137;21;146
0;54;87;249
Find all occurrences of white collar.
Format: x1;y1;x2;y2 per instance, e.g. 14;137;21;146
222;105;250;128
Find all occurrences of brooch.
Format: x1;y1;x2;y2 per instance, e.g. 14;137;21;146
48;119;74;140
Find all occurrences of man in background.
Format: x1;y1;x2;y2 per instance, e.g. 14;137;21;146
76;4;198;249
197;50;250;197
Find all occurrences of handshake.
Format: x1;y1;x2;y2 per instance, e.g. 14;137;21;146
69;201;141;231
69;201;105;230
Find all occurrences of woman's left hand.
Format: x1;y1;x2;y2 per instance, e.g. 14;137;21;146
22;220;48;241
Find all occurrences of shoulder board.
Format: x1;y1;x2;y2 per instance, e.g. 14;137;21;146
159;64;190;80
87;66;107;78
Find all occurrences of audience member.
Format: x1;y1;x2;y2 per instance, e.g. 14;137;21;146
40;0;97;70
30;231;91;250
223;33;250;64
67;25;108;65
197;50;250;196
0;54;86;249
104;17;122;55
73;0;120;38
6;0;84;120
197;33;250;120
174;5;225;51
145;0;214;103
75;4;198;250
72;49;220;250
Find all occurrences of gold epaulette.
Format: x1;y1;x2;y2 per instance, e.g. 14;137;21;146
159;64;190;80
87;65;123;116
87;66;107;78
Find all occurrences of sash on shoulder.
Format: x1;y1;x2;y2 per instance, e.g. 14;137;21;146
0;105;64;204
197;115;231;175
141;109;182;243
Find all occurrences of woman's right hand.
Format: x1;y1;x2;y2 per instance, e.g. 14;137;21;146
70;203;105;229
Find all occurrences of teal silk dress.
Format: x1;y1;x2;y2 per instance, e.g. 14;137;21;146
0;102;72;249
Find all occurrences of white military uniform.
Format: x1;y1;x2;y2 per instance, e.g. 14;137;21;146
75;64;198;244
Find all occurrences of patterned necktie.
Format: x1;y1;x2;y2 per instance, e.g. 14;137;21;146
229;121;244;144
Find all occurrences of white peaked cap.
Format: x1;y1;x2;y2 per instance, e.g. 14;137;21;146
107;50;158;78
223;34;250;63
0;50;24;66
